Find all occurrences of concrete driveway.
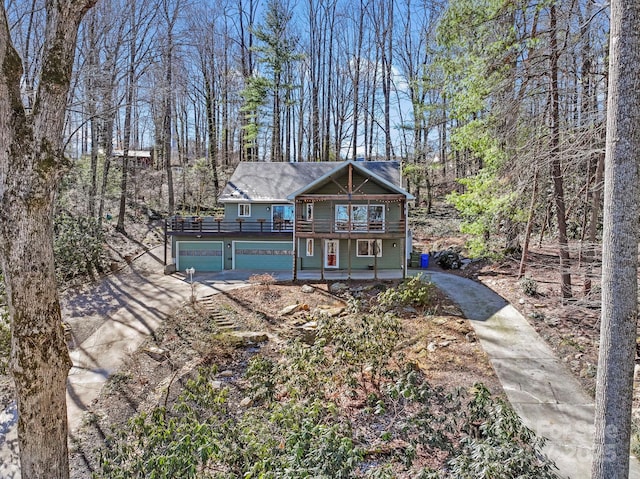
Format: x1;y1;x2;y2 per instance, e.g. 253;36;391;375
425;270;640;479
0;246;250;478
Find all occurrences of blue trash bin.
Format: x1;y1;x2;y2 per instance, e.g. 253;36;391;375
420;253;429;268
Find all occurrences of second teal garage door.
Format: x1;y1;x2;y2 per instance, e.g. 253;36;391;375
176;241;224;272
233;241;293;271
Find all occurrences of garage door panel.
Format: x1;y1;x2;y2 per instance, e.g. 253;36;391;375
233;241;293;271
177;241;223;271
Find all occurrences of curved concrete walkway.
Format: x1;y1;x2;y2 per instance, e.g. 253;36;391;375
0;246;250;478
426;271;640;479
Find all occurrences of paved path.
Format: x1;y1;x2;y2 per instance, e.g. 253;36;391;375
426;270;640;479
0;246;249;478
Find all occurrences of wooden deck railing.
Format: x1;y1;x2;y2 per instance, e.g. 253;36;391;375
167;216;406;235
167;217;292;234
295;218;406;234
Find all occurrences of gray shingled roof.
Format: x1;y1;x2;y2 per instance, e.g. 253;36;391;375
219;160;403;202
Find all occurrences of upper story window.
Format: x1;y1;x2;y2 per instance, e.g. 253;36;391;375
305;203;314;221
272;204;294;231
335;204;385;232
238;203;251;217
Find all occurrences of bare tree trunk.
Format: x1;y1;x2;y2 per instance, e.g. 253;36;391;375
518;168;538;278
351;0;365;160
85;15;99;217
549;4;572;298
163;9;176;214
116;0;139;233
584;148;604;294
591;1;640;476
0;2;96;477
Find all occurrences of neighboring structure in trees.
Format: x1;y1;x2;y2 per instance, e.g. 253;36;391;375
0;1;96;478
165;160;413;278
591;0;640;477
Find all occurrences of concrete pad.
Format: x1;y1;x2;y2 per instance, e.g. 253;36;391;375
473;306;557;358
492;357;593;405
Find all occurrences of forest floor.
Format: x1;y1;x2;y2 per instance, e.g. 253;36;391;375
412;201;640;449
68;274;502;476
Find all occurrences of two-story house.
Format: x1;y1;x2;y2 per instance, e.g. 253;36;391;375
165;159;413;279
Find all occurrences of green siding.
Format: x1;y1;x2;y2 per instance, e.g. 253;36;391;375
313;171;392;195
224;203;292;222
233;241;293;271
297;238;403;271
298;238;322;269
176;241;224;272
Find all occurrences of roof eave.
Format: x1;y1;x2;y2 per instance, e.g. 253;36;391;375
287;159;413;200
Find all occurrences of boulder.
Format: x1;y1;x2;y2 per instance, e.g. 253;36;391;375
229;331;269;344
329;282;349;293
301;284;315;293
144;346;168;361
279;304;301;316
315;306;345;317
295;321;318;344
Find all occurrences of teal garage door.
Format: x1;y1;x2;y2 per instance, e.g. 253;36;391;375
177;241;224;272
233;241;293;271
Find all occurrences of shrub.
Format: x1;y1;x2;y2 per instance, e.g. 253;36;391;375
245;355;277;402
377;274;435;310
248;273;277;287
96;368;361;479
0;317;8;375
519;276;538;296
54;212;106;282
446;384;559;479
0;274;8;374
436;250;463;270
632;415;640;460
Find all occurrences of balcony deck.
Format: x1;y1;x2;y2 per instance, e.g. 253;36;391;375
295;218;406;238
166;217;293;236
166;216;406;238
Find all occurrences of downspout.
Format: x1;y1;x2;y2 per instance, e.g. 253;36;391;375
292;200;298;282
163;218;167;266
320;238;325;281
348;237;352;280
404;199;408;279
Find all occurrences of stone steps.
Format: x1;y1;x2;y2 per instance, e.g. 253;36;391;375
199;295;237;330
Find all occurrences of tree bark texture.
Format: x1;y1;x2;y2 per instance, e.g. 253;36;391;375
549;4;572;298
591;1;640;477
0;1;95;477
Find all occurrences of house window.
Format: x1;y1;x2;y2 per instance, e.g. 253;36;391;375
238;203;251;217
305;203;314;221
306;238;314;256
335;204;385;232
368;205;385;231
272;204;294;231
357;239;382;257
335;205;349;231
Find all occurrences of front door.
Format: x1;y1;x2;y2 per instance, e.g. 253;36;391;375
324;239;339;269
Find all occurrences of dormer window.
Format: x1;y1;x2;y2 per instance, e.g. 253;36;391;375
238;204;251;217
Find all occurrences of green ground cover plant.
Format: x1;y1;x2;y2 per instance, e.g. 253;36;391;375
95;285;560;478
